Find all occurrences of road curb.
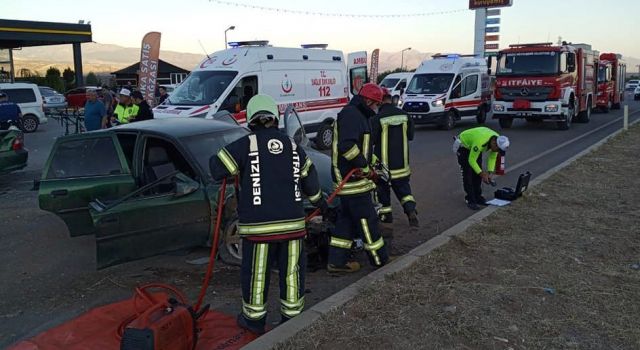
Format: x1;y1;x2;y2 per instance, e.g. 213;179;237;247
242;119;639;350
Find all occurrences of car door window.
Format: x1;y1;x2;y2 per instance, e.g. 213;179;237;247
222;75;258;113
450;75;462;99
4;88;36;103
47;137;123;179
141;137;197;194
116;133;137;171
461;75;479;97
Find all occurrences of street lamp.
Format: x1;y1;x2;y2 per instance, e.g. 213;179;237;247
401;47;411;71
224;26;236;49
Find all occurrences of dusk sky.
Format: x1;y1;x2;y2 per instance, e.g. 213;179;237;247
4;0;639;57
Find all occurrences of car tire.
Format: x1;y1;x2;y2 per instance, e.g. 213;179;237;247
19;114;39;133
439;110;456;130
498;117;513;129
476;106;487;124
219;216;242;266
315;123;333;150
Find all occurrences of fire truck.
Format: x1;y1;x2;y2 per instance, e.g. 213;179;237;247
492;42;599;130
596;53;626;112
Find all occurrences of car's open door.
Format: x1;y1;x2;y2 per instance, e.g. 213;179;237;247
38;132;136;237
347;51;369;97
89;135;210;269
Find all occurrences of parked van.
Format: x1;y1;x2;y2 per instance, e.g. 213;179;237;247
0;83;47;133
379;72;412;105
153;41;368;149
401;54;491;130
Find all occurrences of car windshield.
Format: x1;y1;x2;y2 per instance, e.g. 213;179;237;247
380;78;400;88
181;128;248;177
167;71;238;106
497;52;559;75
406;74;454;94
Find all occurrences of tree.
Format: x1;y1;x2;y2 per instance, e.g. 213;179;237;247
62;67;75;89
45;66;64;92
86;72;100;86
377;67;415;84
19;68;33;78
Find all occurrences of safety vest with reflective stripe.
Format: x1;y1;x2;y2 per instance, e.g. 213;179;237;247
114;103;139;124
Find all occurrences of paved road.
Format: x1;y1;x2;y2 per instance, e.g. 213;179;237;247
0;96;638;347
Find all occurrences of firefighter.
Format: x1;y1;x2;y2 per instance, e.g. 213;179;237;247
453;126;510;210
328;83;390;273
371;89;419;227
210;94;327;335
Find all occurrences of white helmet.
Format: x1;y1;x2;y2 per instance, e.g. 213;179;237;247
497;135;510;154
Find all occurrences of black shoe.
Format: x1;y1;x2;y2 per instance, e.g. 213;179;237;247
467;202;480;210
237;314;266;335
407;211;419;228
477;197;488;206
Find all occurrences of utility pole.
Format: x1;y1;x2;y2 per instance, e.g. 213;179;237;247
473;8;487;56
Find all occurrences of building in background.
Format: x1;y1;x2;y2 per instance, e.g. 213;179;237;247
111;59;189;88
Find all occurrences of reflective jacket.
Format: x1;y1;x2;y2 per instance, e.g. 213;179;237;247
331;95;377;196
210;127;322;241
114;103;139;124
459;126;499;174
371;103;414;179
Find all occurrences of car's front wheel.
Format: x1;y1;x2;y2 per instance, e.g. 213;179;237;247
20;114;39;133
315;123;334;150
219;216;242;266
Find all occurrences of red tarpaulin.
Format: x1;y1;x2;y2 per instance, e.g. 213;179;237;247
9;297;257;350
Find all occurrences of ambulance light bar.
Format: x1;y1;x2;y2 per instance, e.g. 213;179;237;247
301;44;328;49
508;42;553;48
228;40;270;47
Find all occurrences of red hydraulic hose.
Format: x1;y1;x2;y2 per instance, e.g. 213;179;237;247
305;168;360;222
194;177;228;312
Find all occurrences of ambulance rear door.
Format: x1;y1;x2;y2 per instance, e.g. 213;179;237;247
347;51;368;97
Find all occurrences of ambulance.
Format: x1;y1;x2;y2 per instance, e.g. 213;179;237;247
379;72;412;105
401;54;491;130
153;41;368;149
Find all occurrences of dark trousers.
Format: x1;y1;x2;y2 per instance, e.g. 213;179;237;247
328;193;389;267
240;238;306;328
376;176;416;223
457;147;484;204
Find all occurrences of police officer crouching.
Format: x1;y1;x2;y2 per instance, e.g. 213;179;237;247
372;89;419;227
328;83;390;273
210;94;327;335
453;126;510;210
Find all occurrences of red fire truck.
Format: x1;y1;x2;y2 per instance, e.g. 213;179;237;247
492;42;598;130
596;53;626;112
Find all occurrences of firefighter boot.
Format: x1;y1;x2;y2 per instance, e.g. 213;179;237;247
407;210;419;228
236;314;266;335
327;261;361;274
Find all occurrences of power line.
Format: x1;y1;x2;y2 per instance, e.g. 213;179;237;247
209;0;467;18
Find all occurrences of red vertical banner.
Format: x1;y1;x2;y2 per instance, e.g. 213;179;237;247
369;48;380;84
138;32;161;107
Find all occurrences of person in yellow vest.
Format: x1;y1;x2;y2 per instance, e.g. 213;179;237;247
111;88;139;125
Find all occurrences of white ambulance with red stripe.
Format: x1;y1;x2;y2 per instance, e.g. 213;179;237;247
153;41;368;149
401;54;491;130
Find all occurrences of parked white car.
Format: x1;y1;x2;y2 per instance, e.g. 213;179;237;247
625;79;639;91
380;72;412;105
39;86;67;110
0;83;47;133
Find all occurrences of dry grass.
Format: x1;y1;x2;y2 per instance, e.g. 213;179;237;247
276;124;640;350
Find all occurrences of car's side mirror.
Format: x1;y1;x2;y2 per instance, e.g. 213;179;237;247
173;173;200;198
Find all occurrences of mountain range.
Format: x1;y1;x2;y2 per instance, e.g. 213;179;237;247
11;42;640;77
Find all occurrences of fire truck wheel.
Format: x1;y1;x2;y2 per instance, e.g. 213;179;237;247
612;102;621;110
600;100;611;113
476;107;487;124
439;110;456;130
557;102;575;130
498;117;513;129
577;101;591;123
315;123;334;150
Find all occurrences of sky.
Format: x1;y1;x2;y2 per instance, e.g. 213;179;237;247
3;0;640;58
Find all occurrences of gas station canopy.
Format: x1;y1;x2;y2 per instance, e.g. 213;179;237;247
0;19;92;48
0;19;92;84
